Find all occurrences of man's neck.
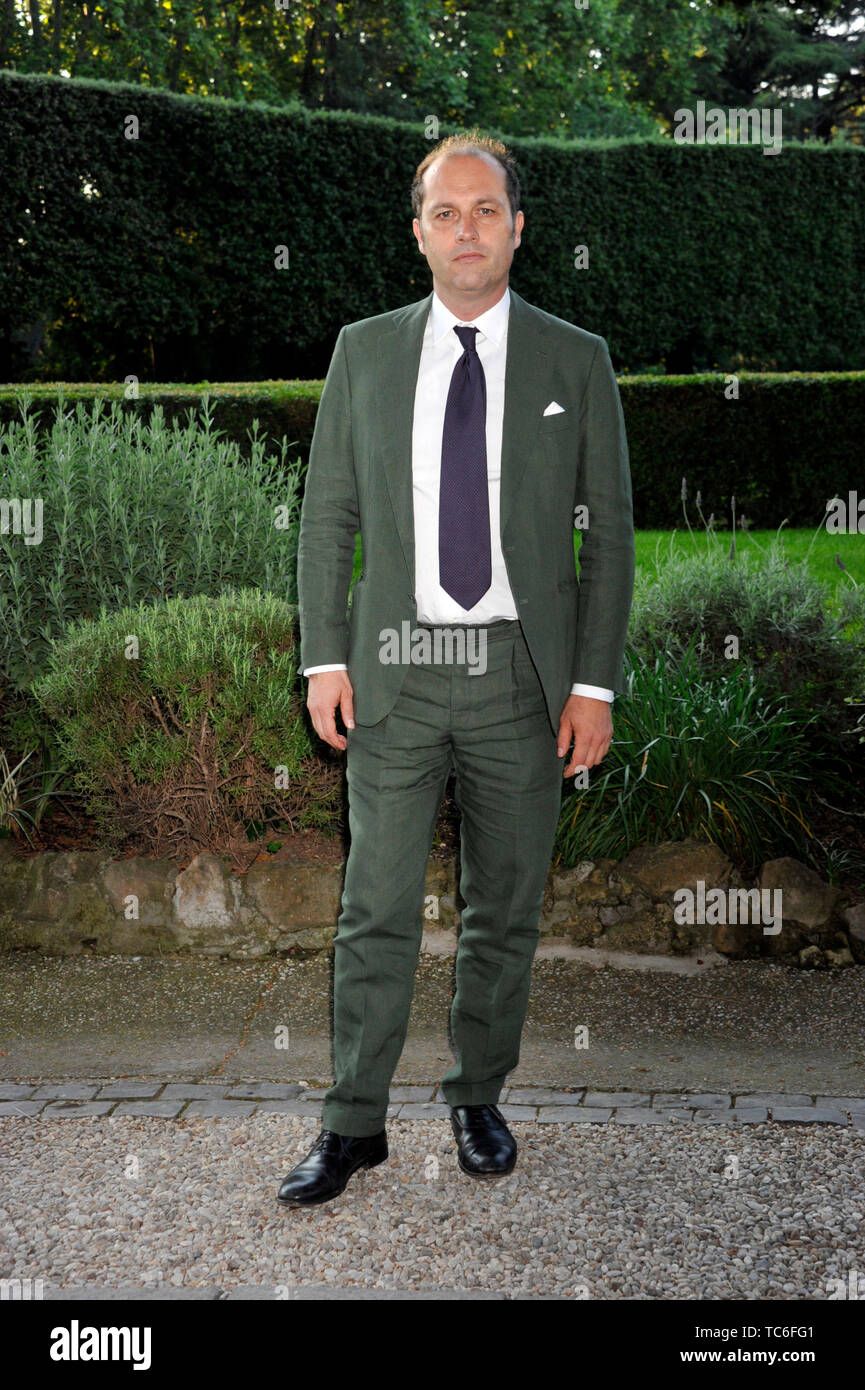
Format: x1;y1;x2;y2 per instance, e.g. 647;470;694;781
433;280;509;322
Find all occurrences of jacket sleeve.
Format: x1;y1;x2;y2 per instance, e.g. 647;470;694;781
571;337;635;694
297;326;360;673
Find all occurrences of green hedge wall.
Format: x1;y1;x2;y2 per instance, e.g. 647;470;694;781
3;374;860;529
2;70;864;382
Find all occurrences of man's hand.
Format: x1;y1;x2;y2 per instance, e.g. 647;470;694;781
557;694;612;776
307;670;355;752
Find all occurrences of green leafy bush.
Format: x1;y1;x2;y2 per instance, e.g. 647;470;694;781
31;588;340;858
0;396;302;700
628;518;865;736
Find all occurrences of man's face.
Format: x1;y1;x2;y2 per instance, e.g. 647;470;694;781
412;153;523;301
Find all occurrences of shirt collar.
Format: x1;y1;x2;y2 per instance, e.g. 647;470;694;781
430;284;510;347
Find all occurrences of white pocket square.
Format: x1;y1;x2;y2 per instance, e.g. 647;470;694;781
543;401;566;416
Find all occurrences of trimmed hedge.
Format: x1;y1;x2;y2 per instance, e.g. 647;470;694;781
2;374;861;528
2;69;864;381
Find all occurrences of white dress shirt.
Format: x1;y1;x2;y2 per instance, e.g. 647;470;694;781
304;284;614;704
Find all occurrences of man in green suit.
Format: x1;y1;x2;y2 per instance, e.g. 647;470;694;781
278;132;635;1206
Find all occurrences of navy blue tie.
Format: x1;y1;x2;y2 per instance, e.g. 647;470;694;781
438;324;492;609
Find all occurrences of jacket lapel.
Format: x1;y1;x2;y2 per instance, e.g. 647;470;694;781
499;289;551;538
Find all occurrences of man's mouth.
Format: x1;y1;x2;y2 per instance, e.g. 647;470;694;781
454;253;484;261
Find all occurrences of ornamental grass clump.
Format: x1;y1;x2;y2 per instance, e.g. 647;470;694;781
553;637;838;877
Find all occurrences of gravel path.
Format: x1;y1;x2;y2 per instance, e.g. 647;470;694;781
2;1113;862;1299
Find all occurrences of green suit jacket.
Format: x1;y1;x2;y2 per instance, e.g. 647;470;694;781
297;287;635;734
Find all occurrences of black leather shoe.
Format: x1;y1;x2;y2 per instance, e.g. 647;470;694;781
450;1104;517;1177
277;1128;388;1206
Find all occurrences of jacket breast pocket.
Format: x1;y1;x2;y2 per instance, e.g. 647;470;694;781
537;411;571;436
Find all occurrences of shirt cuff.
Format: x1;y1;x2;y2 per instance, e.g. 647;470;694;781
570;683;614;703
303;668;611;699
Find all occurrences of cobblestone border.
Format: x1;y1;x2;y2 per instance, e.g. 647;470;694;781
1;1081;864;1127
35;1284;516;1300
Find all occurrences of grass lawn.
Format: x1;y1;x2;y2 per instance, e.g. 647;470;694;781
631;527;864;592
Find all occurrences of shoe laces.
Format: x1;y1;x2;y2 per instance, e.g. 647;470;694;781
459;1104;500;1123
309;1129;359;1158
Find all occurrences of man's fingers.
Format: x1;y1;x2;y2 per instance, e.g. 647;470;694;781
564;742;590;777
311;705;345;751
306;672;354;751
340;688;355;731
565;745;594;776
559;727;611;775
558;697;613;775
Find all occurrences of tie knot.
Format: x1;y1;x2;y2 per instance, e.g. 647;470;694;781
454;324;479;354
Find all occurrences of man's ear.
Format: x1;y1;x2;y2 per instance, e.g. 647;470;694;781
412;217;425;254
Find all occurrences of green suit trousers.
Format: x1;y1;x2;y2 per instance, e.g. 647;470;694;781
321;619;565;1137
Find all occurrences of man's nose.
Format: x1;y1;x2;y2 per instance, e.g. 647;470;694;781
456;217;478;239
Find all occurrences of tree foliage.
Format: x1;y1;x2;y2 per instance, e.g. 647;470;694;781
1;0;862;141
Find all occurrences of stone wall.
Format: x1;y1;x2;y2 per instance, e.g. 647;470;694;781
0;838;861;966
